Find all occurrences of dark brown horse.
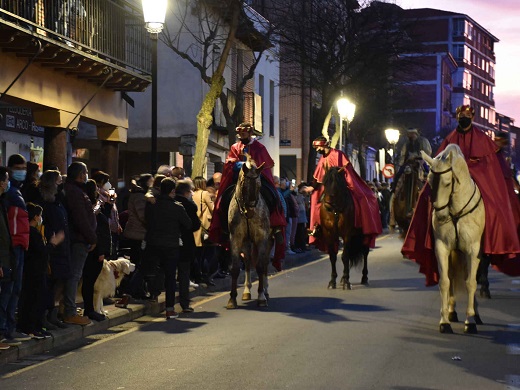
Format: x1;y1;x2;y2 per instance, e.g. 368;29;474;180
392;158;424;237
226;155;272;309
321;167;369;290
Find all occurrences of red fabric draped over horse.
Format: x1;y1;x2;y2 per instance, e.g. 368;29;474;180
209;123;287;270
402;105;520;286
306;136;382;252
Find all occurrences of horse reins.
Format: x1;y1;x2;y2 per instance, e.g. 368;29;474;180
235;171;262;241
430;166;482;246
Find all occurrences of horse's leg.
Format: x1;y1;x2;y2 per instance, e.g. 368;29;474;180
341;244;351;290
328;245;338;289
242;262;252;301
477;254;491;299
226;250;240;309
256;261;268;307
447;261;458;322
436;244;453;333
464;249;481;334
361;246;369;286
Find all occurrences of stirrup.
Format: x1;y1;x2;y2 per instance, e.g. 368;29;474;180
307;224;321;237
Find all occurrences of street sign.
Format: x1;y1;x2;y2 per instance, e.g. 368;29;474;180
382;164;395;179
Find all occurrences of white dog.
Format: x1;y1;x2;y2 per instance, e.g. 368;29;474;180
93;259;135;314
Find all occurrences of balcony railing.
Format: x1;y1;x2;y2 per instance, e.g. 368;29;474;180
0;0;150;75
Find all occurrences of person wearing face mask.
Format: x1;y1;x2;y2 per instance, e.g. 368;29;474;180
301;136;382;252
92;171;121;260
0;154;31;346
208;123;287;271
402;105;520;286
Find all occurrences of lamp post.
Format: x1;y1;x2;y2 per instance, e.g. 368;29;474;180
385;128;400;179
336;95;356;153
142;0;167;174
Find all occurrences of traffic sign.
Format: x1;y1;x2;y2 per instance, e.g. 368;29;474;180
382;164;395;179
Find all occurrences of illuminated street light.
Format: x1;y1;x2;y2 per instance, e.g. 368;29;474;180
142;0;167;174
336;94;356;152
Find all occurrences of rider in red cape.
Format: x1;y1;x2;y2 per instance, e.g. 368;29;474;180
305;136;382;251
402;105;520;286
208;123;287;270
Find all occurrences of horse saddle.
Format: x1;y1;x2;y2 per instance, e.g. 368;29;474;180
219;177;278;235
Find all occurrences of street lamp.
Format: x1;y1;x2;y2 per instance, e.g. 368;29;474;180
385;128;400;174
336;95;356;152
142;0;167;174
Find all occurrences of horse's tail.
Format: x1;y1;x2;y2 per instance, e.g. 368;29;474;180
345;233;366;269
450;250;468;294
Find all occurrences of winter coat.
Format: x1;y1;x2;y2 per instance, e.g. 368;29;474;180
5;179;29;249
174;194;201;261
123;188;147;241
193;189;213;247
63;181;97;245
145;195;192;248
42;199;71;279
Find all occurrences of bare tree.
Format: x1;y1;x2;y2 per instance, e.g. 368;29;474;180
251;0;422;177
161;0;273;177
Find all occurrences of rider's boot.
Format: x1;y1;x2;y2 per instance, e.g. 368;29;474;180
273;227;284;245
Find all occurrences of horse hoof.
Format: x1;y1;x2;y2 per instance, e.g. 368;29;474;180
265;293;270;301
242;293;251;301
448;312;459;323
480;288;491;299
328;282;336;289
226;299;238;309
439;323;453;334
474;315;483;325
346;283;352;290
257;299;268;307
464;323;478;334
361;278;369;286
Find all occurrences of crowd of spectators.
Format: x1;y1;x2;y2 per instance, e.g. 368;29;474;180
0;154;316;350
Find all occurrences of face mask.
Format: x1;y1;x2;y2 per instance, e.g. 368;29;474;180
11;169;26;182
37;172;42;179
84;173;89;183
103;182;111;191
458;117;472;129
317;149;326;155
239;137;251;145
37;217;43;227
3;180;10;193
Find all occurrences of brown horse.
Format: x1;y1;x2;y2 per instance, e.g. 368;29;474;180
321;167;369;290
392;158;424;237
226;155;273;309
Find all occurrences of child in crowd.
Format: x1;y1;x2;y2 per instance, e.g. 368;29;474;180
17;203;64;339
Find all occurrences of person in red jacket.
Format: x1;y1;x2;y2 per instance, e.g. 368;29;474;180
0;154;30;346
302;137;382;251
402;105;520;285
208;123;287;271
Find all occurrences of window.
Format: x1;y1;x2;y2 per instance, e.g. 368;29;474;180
463;71;472;90
453;18;464;36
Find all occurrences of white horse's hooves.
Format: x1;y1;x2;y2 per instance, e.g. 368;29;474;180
242;293;252;301
439;323;453;334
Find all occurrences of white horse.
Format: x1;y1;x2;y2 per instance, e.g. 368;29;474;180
422;144;485;334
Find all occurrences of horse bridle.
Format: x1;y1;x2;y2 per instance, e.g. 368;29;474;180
430;165;482;245
236;171;261;219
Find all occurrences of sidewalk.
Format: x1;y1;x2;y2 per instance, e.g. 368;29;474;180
0;248;323;366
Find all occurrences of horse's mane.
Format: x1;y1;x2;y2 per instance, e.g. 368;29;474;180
322;167;350;209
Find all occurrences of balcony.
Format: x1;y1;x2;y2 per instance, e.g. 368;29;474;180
0;0;151;92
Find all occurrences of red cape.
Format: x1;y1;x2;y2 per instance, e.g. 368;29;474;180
402;126;520;285
309;148;382;251
209;139;287;259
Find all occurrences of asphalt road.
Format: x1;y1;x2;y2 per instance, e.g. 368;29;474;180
1;234;519;389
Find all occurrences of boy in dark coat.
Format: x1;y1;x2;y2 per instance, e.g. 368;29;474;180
145;178;191;319
174;180;201;313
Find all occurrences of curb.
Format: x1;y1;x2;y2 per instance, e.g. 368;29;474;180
0;248;323;366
